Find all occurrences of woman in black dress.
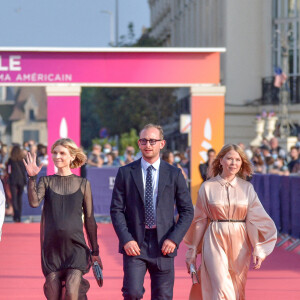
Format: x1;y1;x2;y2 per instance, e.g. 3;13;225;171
23;138;103;300
7;145;27;222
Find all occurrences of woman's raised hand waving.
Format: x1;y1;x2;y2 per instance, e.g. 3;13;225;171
23;152;43;177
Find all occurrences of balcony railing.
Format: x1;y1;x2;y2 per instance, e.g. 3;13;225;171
261;76;300;105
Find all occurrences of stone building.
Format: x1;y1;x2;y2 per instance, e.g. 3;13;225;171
0;87;16;144
148;0;300;146
0;86;47;145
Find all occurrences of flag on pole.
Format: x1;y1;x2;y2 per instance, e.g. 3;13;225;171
274;67;287;88
261;109;267;118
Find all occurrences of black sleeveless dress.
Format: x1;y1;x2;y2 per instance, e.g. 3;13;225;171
27;174;99;276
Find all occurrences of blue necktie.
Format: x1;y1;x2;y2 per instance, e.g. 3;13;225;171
145;165;155;228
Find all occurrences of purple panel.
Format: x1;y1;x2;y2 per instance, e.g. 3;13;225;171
86;167;118;215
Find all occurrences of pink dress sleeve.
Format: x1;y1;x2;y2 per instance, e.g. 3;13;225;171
184;184;209;266
246;185;277;259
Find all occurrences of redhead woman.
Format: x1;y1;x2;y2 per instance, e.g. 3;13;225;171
23;138;102;300
184;144;277;300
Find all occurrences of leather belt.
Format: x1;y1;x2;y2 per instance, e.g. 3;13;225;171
211;219;246;223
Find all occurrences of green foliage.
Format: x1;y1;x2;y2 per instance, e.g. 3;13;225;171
82;87;176;138
133;27;163;47
81;88;101;148
119;129;139;155
118;22;163;47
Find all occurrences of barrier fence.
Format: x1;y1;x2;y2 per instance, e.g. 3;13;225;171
22;167;118;216
21;169;300;249
252;174;300;251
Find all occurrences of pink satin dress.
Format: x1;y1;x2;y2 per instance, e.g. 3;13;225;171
184;175;277;300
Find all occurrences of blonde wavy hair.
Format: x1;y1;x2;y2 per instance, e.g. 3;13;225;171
208;144;253;180
51;138;87;169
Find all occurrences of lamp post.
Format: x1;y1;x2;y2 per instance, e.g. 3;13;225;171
101;10;115;47
115;0;119;46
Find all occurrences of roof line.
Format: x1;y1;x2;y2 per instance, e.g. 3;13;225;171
0;47;226;53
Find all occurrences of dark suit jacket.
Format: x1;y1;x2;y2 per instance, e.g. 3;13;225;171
7;159;27;186
110;158;194;257
199;162;209;182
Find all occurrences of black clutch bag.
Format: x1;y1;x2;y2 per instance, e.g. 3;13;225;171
92;261;103;287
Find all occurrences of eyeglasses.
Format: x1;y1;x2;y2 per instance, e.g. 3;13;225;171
138;138;162;146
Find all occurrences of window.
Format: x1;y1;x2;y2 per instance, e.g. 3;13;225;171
272;0;300;75
29;109;35;121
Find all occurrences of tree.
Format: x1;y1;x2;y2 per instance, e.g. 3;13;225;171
82;87;175;137
118;22;163;47
81;88;101;148
81;24;175;149
119;128;139;154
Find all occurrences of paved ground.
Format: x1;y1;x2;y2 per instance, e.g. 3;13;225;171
0;223;300;299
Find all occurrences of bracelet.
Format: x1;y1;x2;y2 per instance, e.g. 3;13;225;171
28;175;37;180
91;249;99;256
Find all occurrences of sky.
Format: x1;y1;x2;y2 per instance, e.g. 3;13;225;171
0;0;150;47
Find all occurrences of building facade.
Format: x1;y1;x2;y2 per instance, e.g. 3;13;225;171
0;87;16;144
148;0;300;146
0;86;47;145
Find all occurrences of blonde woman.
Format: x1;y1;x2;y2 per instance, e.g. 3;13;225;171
23;138;102;300
184;144;277;300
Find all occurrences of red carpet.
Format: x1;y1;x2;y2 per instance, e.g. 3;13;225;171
0;223;300;299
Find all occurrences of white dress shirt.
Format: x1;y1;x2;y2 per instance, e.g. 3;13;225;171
0;181;5;241
141;157;160;227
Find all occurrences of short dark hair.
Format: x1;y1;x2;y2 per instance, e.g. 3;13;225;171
290;146;298;151
207;148;216;155
140;124;164;140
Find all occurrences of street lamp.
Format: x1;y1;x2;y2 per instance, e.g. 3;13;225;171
276;30;294;138
115;0;119;46
101;10;115;47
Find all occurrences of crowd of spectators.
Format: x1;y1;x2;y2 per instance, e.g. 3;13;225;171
244;137;300;176
86;144;137;168
0;140;48;219
85;143;191;178
2;136;300;221
0;139;49;179
199;137;300;182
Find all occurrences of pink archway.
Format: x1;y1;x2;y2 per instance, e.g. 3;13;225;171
0;47;225;202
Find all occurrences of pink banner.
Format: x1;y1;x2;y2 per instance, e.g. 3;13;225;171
47;95;80;175
0;51;220;85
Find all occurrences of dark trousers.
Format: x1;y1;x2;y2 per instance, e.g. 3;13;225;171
122;229;174;300
10;183;24;222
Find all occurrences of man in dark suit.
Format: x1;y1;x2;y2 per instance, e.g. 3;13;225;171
199;148;216;182
110;124;194;300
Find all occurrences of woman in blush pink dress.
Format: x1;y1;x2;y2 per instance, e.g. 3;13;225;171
184;144;277;300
